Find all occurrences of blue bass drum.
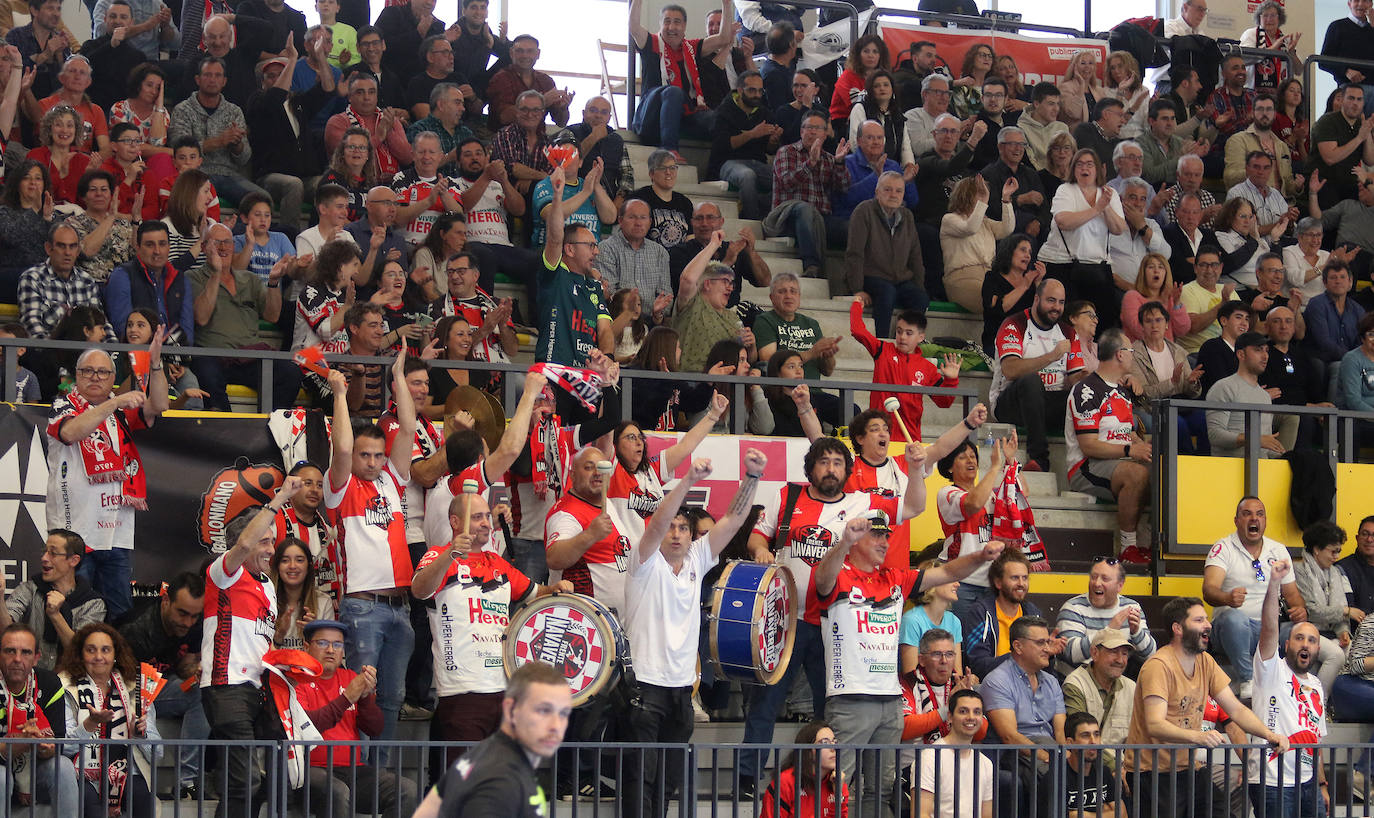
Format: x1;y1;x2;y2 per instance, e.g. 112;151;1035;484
708;561;797;684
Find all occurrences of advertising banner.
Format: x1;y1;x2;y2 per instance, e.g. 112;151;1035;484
879;21;1109;89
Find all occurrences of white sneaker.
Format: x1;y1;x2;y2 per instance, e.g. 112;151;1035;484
692;695;710;723
1353;770;1368;802
1235;680;1253;701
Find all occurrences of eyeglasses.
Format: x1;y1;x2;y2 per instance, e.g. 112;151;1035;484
42;548;72;558
76;367;115;379
923;650;956;660
925;89;951;96
1002;141;1027;148
515;106;544;114
113;138;141;145
1092;556;1120;566
933;128;959;135
310;639;345;651
620;433;646;442
1075;311;1099;320
565;240;598;247
652;165;679;173
344;144;369;152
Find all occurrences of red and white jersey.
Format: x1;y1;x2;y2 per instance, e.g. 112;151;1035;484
813;562;923;697
607;456;666;543
392;170;463;247
45;397;148;553
423;460;507;554
273;506;339;600
200;553;277;688
454;176;512;246
417;548;534;695
294;284;350;353
433;289;512;364
935;484;993;588
508;418;580;540
753;487;901;625
1249;651;1327;786
989;309;1084;406
380;409;444;544
846;455;925;572
546;493;633;615
325;463;412;594
1065;373;1135;479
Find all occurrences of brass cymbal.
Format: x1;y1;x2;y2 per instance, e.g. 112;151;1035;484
445;385;503;453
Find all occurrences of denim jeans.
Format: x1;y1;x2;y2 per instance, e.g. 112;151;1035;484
78;547;133;621
155;676;211;786
209;174;271;210
202;682;267;818
719;158;773;221
740;621;826;782
191;355;303;412
1332;674;1374;722
339;597;415;753
630;85;714;150
863;276;929;337
1247;779;1326;818
1212;607;1262;682
762;200;849;274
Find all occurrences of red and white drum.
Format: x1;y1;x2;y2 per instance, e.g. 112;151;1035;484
504;592;628;706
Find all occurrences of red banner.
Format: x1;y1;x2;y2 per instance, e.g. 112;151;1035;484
880;22;1110;90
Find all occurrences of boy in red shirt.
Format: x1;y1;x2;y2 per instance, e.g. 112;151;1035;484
850;299;961;441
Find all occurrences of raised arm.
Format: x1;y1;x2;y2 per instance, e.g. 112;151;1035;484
706;448;766;557
541;171;566;268
387;339;415;480
487;369;550;477
900;442;929;521
1258;557;1289;663
638;457;713;563
678;230;724;304
925;403;987;463
224;475;303;575
629;0;649;49
814;516;869;598
699;0;734;55
327;368;353;489
142;326;172;422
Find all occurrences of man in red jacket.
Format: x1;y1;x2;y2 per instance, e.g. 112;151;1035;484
294;619;418;818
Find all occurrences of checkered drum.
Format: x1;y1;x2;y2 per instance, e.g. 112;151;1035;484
503;592;627;706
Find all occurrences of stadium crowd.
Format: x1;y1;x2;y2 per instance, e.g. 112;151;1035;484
5;0;1374;814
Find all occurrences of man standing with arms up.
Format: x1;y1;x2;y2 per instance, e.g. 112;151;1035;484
325;344;416;750
536;170;613;367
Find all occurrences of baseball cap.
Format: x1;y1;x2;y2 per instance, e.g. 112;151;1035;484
256;56;288;74
1091;629;1130;650
303;619;350;641
1234;331;1268;351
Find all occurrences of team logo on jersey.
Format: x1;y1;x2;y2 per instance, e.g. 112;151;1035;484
364;494;394;528
625;486;660;519
791;525;834;564
612;535;632;572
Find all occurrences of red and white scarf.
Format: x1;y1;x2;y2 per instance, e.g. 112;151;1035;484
66;390;148;511
342;107;399;176
530;362;603;412
651;33;705;110
73;672;135;816
990;460;1049;570
262;650;323;789
529;411;563;501
4;672;53;805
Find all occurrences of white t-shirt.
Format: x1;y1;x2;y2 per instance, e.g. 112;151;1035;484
325;463;412;594
1040;184;1125;265
417;548;535;695
1203;533;1297;621
918;737;995;818
455;176;513;245
1248;650;1327;785
1282;246;1328;302
935;484;992;587
624;537;715;687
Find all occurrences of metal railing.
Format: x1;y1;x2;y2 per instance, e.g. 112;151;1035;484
0;336;980;435
0;734;1362;818
871;8;1087;38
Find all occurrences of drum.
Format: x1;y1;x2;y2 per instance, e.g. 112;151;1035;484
708;561;797;685
504;592;628;707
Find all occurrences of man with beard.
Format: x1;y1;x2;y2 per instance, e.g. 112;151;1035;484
1123;595;1287;818
0;529;103;669
1337;516;1374;617
1224;95;1299;197
735;435;929;798
991;278;1086;473
1204;498;1309;698
963;550;1059;678
455;138;534;301
1248;558;1330;817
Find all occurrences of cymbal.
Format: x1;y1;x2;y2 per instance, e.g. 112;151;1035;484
445;385;504;453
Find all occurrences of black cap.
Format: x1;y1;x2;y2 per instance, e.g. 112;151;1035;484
1235;331;1268;351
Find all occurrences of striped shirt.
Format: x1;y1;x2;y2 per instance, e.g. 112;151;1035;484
1055;592;1157;667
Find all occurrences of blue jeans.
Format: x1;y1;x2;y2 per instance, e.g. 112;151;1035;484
155;677;211;786
1332;675;1374;722
1212;607;1262;682
78;548;132;620
762;200;849;273
630;85;714;150
339;597;415;753
740;621;826;783
208;174;270;209
719;158;773;221
863;276;929;337
1248;779;1325;818
191;355;303;412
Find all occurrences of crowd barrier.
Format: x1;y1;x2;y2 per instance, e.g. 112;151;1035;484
0;735;1362;817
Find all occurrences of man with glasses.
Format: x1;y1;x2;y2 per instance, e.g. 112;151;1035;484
1337;516;1374;621
903;72;952;158
294;619;417;817
631;148;695;249
404;34;474;123
673;234;756;371
1203;495;1307;699
344;25;406;112
981;125;1047;236
189;222;301;410
1065;328;1153;564
708;70;778;222
18;223;113;342
1224;96;1298;197
971;77;1016;168
772;67;825;146
536;171;613;366
344;186;407;285
981;614;1066;818
668;201;769;301
486;33;570;130
326;73;413;179
432;250;517;366
490;89;554;196
44;318;169;620
408;83;475;179
0;529;103;670
568;96;634;204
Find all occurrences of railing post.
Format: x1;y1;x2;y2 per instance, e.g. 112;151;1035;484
733;380;747;434
1243;409;1261;497
258;356;273;413
2;345;15;403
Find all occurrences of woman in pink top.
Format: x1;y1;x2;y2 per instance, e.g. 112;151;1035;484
1121;252;1189;342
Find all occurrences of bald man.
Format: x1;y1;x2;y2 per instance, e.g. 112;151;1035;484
568;95;634;202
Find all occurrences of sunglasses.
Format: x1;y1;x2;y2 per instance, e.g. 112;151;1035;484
1092;556;1120;566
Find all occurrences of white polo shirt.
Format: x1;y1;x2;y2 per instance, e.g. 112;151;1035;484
623;537;715;688
1203;533;1296;620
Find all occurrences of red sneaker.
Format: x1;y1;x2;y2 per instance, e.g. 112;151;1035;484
1023;459;1048;472
1118;545;1152;565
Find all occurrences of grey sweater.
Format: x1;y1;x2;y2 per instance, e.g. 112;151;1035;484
1204;374;1277;459
844;198;924;293
7;577;106;670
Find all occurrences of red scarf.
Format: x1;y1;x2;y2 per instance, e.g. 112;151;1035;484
5;671;53;805
66;390;148;511
989;460;1048;570
652;33;705;110
343;106;399;176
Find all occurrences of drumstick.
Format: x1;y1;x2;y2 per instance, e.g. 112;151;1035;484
596;460;614;479
461;478;479;536
882;397;914;441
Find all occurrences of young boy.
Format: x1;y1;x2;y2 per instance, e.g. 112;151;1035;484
850;298;962;441
0;324;39;403
233;192;305;286
316;0;357;70
99;122;150;216
1041;713;1118;818
146;137;221;222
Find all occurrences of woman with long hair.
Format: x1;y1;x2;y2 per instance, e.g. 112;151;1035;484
66;168;133;282
980;233;1043;354
317;126;377;223
1241;0;1300;95
1103;51;1149;139
1038;148;1125;317
941;174;1015;314
849;69;914;166
115;306;206;409
163;168;214;269
1273;78;1309;163
952;42;995;119
685;337;772;434
1121;252;1189;341
0;158;54;300
420;314;492;416
1057;50;1104;130
294;239;359;353
1038;131;1076;201
763;348;811;437
1129;300;1205;448
995;54;1029;111
628;324;683;430
370;259;431;353
830;34;889;130
59;623;161;818
611;287;651;364
414;212;466;290
108;63;171;156
607;394;723;538
1214;196;1282;288
28;104;90;204
271;537;335;651
759;720;847;818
